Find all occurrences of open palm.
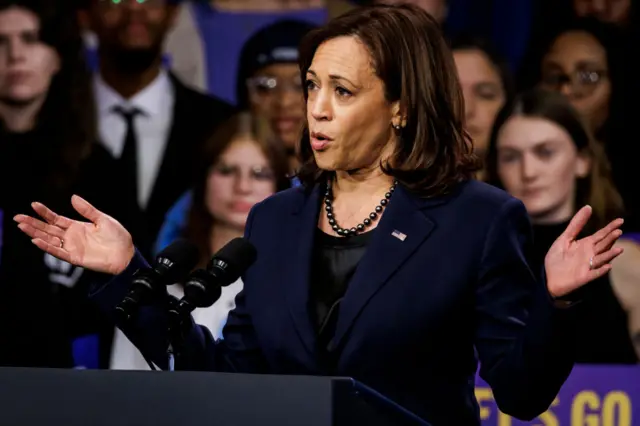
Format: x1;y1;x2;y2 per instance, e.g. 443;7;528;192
14;195;135;275
545;205;624;298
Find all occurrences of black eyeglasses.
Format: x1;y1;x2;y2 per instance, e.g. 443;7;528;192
540;69;608;97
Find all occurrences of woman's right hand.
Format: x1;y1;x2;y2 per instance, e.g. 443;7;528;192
14;195;135;275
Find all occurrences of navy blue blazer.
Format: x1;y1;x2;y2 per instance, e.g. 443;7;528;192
91;179;577;425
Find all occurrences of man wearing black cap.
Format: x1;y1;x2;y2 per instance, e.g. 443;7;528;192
153;19;315;255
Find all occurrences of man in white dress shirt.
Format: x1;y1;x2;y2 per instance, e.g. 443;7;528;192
77;0;234;368
78;0;234;261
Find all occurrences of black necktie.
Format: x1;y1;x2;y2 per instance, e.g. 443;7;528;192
113;106;141;208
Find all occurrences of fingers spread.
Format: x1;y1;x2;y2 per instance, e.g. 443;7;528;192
15;217;65;240
21;225;63;247
586;263;613;282
591;246;624;270
594;229;622;254
562;205;593;241
71;195;102;224
32;202;73;229
31;238;72;264
591;218;624;244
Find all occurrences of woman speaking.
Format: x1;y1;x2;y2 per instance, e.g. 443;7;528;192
15;4;624;425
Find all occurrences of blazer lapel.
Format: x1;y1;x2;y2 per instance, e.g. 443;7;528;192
282;185;322;358
332;185;437;349
145;82;187;219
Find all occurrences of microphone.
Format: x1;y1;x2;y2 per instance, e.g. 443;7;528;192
169;238;257;322
115;239;199;324
165;238;256;370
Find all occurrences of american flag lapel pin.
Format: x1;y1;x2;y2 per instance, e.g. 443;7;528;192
391;230;407;241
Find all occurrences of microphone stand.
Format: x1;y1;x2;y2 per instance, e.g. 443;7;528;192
166;298;192;372
115;294;160;372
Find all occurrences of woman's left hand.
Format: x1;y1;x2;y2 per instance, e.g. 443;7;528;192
545;205;624;298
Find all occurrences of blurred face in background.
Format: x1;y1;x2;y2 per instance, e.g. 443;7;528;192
0;7;59;105
573;0;631;25
81;0;177;59
453;48;505;158
496;116;590;224
541;31;611;135
206;137;277;230
247;63;305;151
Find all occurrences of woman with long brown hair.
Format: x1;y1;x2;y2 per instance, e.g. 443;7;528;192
0;0;129;368
486;88;639;363
110;111;290;370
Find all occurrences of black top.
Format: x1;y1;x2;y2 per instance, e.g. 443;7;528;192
0;130;135;367
531;221;637;364
310;229;375;371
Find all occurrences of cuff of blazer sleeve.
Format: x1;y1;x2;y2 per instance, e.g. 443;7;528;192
89;249;149;315
539;266;583;310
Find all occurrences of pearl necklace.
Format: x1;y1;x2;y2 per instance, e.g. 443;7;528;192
324;180;398;237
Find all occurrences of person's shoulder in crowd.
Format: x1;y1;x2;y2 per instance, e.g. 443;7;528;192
169;72;236;118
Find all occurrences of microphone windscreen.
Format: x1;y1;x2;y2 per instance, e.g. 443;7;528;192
210;238;257;282
155;239;200;283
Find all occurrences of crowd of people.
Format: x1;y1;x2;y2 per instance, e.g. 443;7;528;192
0;0;639;374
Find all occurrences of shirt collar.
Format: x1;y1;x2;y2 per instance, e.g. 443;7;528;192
93;69;172;117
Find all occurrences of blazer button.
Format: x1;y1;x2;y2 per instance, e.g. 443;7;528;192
327;340;336;352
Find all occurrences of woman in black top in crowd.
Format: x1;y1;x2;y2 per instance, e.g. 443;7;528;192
0;0;129;367
485;88;639;364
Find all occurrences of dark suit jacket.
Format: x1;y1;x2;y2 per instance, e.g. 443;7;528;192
122;74;235;259
91;179;577;425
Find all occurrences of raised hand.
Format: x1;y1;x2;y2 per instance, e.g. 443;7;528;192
545;205;624;298
14;195;135;275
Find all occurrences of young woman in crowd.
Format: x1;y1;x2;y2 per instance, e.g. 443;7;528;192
110;111;290;369
154;19;314;254
450;35;514;178
0;0;130;367
486;88;640;363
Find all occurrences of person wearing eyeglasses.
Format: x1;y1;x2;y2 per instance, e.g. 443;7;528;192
153;19;315;254
540;19;617;140
538;17;640;233
236;19;317;168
